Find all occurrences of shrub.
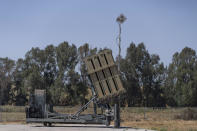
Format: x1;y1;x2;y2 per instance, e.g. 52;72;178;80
174;108;197;120
160;128;167;131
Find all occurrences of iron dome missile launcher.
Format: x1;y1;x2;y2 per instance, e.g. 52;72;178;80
26;49;125;127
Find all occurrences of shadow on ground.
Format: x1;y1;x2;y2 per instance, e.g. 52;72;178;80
33;124;134;129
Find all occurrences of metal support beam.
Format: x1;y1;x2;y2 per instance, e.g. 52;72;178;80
73;96;96;117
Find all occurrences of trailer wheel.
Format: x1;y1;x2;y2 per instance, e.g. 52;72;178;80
105;116;111;127
48;123;52;127
43;122;47;126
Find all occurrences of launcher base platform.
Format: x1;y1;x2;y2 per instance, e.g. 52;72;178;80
25;90;118;127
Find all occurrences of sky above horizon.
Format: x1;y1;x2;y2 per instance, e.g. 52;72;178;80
0;0;197;65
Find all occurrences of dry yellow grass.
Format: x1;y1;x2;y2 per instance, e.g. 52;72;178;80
120;107;197;131
122;120;197;131
0;112;25;122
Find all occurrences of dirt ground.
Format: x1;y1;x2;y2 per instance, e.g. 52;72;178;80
0;124;154;131
1;120;197;131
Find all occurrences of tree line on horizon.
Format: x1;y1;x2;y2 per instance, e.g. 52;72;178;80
0;41;197;107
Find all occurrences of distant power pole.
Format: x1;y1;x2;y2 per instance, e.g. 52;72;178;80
116;14;127;70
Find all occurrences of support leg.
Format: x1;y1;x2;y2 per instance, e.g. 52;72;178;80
93;102;97;115
114;103;120;128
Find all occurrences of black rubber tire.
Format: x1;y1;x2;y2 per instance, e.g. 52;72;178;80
48;123;52;127
43;122;47;126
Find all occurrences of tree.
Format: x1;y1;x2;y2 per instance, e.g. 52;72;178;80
52;42;79;105
11;42;91;106
120;43;165;107
23;47;46;93
165;47;197;106
0;57;15;105
10;58;27;105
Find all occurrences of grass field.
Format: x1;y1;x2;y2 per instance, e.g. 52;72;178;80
1;106;197;131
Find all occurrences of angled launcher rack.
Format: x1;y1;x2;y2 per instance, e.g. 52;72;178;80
84;49;125;101
25;49;125;127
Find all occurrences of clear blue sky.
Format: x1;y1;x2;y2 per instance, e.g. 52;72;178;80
0;0;197;65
